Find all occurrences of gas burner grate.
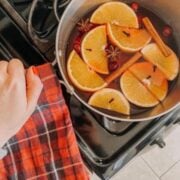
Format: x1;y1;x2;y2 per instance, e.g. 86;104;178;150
1;0;71;60
54;0;71;21
8;0;32;20
28;0;57;42
0;42;13;60
27;0;71;54
10;0;32;5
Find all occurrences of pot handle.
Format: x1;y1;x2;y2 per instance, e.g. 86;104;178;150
51;59;75;95
59;80;74;95
51;59;57;67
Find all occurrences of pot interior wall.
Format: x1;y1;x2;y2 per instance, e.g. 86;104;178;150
56;0;180;121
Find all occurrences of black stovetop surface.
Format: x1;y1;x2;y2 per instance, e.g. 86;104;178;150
0;1;179;179
69;96;179;179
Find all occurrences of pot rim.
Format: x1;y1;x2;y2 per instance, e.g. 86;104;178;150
55;0;180;122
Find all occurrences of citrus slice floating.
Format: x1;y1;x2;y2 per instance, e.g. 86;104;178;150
88;88;130;115
120;70;159;107
67;50;106;92
141;43;179;80
81;25;109;74
90;2;139;28
107;23;151;53
129;62;168;101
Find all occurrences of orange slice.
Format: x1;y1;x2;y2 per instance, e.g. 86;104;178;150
120;70;159;107
81;25;109;74
88;88;130;115
67;50;106;92
129;62;168;101
141;43;179;80
107;23;152;53
90;2;139;28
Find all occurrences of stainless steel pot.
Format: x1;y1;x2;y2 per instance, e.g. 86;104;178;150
56;0;180;121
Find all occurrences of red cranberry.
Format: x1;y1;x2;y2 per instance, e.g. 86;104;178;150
91;23;97;29
89;23;97;30
73;43;81;54
137;13;144;28
74;36;81;44
131;2;139;12
73;36;82;54
105;44;110;53
162;25;173;37
109;61;119;72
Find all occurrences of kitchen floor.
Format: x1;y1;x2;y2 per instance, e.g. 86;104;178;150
91;123;180;180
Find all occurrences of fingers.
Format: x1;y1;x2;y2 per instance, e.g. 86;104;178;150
0;59;43;119
0;61;8;74
7;59;25;78
6;59;26;97
0;61;8;85
26;67;43;116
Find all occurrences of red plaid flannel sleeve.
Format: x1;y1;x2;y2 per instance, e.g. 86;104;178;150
0;64;89;180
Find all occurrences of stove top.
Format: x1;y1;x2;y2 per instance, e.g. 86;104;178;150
0;3;44;65
0;1;179;180
69;96;180;179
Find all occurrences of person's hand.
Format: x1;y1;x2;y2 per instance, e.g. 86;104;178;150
0;59;43;147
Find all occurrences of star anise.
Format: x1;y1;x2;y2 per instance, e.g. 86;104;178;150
77;18;93;33
106;45;121;61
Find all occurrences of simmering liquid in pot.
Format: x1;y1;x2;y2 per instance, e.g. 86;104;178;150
66;2;179;116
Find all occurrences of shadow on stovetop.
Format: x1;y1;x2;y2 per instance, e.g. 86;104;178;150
67;95;178;159
69;96;157;162
67;94;179;179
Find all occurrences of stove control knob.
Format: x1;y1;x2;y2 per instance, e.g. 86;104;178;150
151;137;166;148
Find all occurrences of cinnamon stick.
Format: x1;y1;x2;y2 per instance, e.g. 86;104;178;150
142;17;171;57
105;52;142;85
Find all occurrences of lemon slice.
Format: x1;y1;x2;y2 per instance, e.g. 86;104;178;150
81;25;109;74
88;88;130;115
107;23;151;53
67;50;106;92
141;43;179;80
90;1;139;28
